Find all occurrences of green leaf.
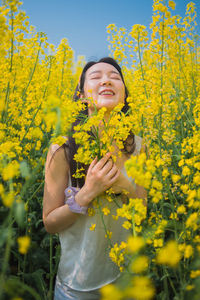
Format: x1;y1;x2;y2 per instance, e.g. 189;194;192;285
20;161;30;178
14;201;25;227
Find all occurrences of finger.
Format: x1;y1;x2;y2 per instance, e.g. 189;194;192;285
110;170;120;184
87;157;98;172
106;165;119;182
109;169;120;185
94;153;111;170
101;159;113;174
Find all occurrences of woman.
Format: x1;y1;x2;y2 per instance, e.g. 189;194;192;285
43;57;146;300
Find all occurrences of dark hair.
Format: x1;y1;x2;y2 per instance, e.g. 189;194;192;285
63;57;135;187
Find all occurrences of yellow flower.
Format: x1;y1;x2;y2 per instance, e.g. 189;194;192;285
190;270;200;279
186;212;198;230
89;224;96;231
185;285;194;291
162;168;169;178
127;236;145;253
102;207;110;216
180;184;189;194
178;243;186;252
105;231;112;239
177;205;186;214
126;276;155;300
152;180;162;190
0;183;4;196
168;0;176;10
154;239;163;248
182;166;191;176
184;245;193;259
171;174;181;183
88;207;95;216
17;236;31;254
101;284;122;300
169;212;178;220
2;160;20;181
152;191;162;203
2;191;15;207
122;221;132;230
51;135;67;146
156;240;181;267
109;242;127;267
131;255;149;273
178;159;185;167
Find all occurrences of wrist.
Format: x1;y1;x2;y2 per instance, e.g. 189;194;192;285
75;184;94;207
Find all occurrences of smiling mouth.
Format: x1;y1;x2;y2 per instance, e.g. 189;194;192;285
99;90;115;96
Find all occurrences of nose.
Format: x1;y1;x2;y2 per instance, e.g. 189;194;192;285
100;76;112;86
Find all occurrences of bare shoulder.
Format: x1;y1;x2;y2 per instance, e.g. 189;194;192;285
45;144;69;176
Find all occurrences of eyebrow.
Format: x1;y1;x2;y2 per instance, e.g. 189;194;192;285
88;70;120;76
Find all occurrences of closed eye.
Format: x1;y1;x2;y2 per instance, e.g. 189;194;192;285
91;77;101;80
111;77;121;80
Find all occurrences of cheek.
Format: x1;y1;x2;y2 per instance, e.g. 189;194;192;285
83;81;97;97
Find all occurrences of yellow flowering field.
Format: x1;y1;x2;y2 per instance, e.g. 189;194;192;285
0;0;200;299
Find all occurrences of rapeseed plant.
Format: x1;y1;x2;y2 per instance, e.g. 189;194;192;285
0;0;200;299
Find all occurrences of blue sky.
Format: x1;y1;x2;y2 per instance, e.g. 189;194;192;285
20;0;200;62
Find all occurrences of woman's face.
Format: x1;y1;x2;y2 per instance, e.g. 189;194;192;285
82;62;125;113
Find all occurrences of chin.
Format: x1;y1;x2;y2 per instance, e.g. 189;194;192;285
97;101;118;109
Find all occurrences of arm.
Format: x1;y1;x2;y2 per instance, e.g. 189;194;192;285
43;145;79;234
43;147;120;234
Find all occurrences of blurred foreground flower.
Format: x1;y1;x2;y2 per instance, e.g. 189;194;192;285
17;236;31;255
125;276;155;300
101;284;122;300
156;240;182;267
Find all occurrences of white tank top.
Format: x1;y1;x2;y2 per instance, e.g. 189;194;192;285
57;136;142;291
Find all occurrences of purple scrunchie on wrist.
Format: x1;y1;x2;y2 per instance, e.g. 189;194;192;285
64;186;88;215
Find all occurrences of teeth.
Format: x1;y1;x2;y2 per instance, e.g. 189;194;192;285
100;91;114;95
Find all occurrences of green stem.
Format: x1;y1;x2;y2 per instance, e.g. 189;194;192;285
24;181;44;205
2;11;14;123
19;103;42;146
21;39;42;103
2;82;10;122
97;197;113;248
43;55;53;99
132;209;136;237
137;32;148;100
60;49;66;95
0;208;13;298
163;266;178;298
160;13;165;105
189;45;197;98
19;53;53;145
163;275;169;300
10;12;14;72
49;235;53;300
166;179;178;240
11;280;42;300
158;106;163;159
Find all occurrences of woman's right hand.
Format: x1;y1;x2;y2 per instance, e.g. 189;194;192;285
75;153;120;207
